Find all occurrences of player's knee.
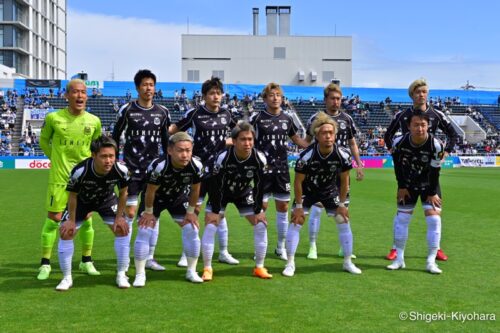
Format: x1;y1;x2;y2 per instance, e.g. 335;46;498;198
48;212;62;222
125;206;136;219
275;201;288;212
334;214;348;224
424;210;441;217
396;211;412;224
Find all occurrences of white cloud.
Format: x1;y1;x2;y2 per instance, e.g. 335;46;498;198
67;10;246;82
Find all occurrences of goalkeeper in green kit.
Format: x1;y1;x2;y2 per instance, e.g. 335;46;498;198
37;79;102;280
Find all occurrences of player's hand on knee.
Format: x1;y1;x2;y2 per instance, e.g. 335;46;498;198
183;212;199;229
291;208;305;225
335;206;349;223
138;213;155;229
60;220;76;239
426;194;442;210
254;211;267;225
113;216;129;236
397;188;411;205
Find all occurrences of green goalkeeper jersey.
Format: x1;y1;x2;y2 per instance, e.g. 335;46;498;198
40;107;102;185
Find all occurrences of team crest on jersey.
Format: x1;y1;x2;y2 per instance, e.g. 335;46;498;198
221;117;227;125
296;160;305;169
330;165;337;172
246;170;254;178
154;117;161;125
246;193;254;204
339;122;347;130
421;155;429;163
282;123;288;130
84;126;92;135
183;176;191;184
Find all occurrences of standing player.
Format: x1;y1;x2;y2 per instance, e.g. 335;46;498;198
132;132;204;287
304;83;364;260
169;77;238;267
384;79;458;261
56;136;130;290
386;111;445;274
200;122;272;281
37;79;102;280
112;69;170;271
249;83;308;260
284;112;361;276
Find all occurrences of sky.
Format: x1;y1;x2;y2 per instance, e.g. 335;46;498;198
67;0;500;89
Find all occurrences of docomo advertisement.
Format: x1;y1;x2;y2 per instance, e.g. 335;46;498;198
15;159;51;169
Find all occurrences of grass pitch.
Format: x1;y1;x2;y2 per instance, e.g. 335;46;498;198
0;168;498;332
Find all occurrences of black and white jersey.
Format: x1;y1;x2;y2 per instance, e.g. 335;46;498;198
306;111;357;148
206;146;267;214
249;109;299;173
175;105;236;162
146;155;203;203
384;105;458;153
112;101;171;173
392;133;443;194
295;143;352;197
66;158;129;205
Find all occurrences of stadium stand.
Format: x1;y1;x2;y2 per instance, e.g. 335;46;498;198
7;81;500;157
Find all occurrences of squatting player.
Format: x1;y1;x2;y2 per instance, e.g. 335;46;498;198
169;77;238;267
249;82;308;261
37;79;102;280
200;121;272;281
304;83;364;260
384;78;458;261
386;110;445;274
133;132;204;287
112;69;170;271
55;136;130;291
283;112;362;277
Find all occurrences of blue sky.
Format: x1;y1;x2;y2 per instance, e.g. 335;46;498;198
67;0;500;89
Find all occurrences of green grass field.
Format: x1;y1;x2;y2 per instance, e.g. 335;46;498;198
0;168;498;333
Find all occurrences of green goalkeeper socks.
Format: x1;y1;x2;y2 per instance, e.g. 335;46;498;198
41;218;59;260
79;217;94;257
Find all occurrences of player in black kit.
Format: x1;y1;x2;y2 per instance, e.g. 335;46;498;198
132;132;204;287
249;82;308;261
200;121;273;281
384;79;458;261
386;110;445;274
282;112;362;277
304;83;364;260
170;77;238;267
55;136;130;291
112;69;171;271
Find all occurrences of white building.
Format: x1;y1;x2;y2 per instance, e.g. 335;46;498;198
182;6;352;87
0;0;66;79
